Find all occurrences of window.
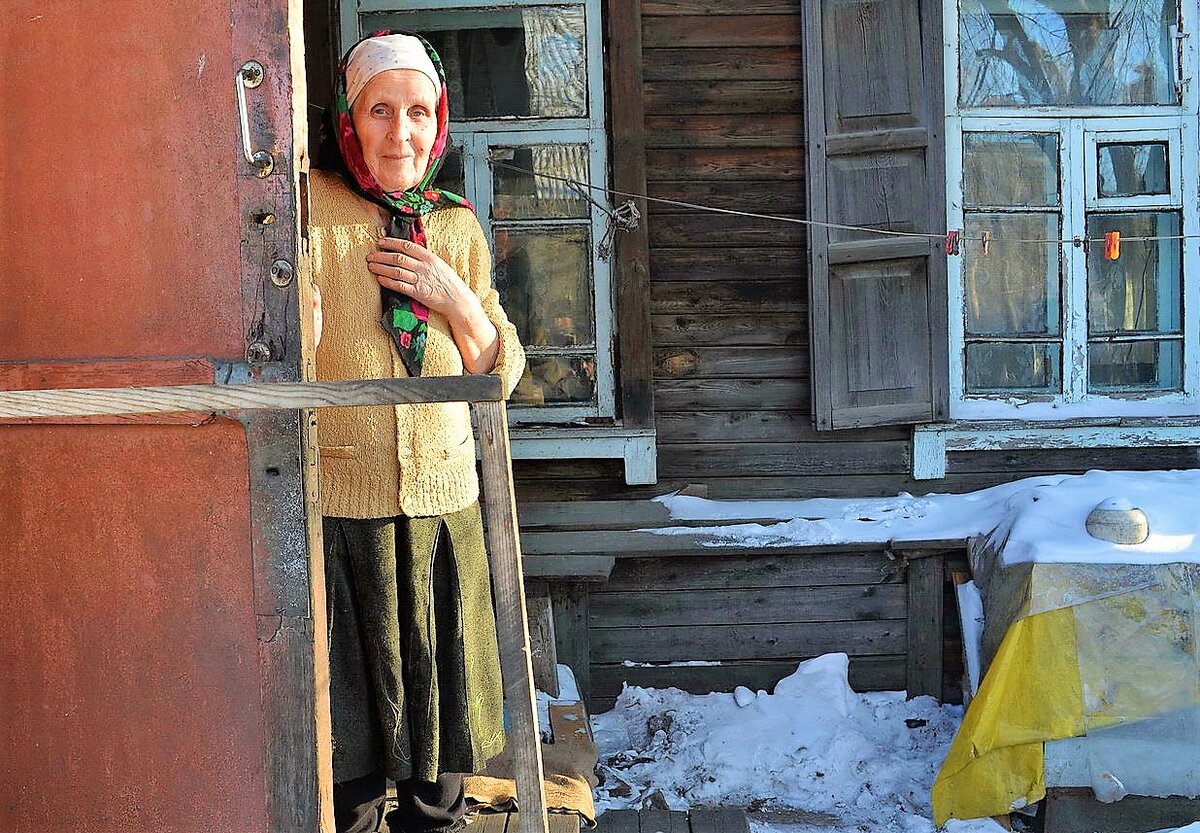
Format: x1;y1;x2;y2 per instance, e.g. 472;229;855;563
341;0;614;425
946;0;1199;420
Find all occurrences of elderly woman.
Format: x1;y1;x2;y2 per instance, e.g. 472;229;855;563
309;31;525;833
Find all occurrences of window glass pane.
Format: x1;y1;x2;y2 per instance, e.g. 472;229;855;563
368;7;587;119
1089;340;1181;391
1098;142;1170;197
966;342;1062;393
492;144;589;219
1086;212;1181;334
433;145;466;195
964;214;1061;336
965;133;1059;207
511;356;595;405
493;226;593;347
959;0;1177;106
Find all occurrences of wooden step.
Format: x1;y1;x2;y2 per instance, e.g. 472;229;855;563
593;808;750;833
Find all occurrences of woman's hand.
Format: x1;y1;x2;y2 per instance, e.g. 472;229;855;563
367;236;473;319
368;236;501;374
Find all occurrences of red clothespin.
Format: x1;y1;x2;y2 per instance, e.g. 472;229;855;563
944;230;961;256
980;230;992;257
1104;231;1121;261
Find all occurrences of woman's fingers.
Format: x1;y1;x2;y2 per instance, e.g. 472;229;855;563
376;236;432;263
366;258;417;287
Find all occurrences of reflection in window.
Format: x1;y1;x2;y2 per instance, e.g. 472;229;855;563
367;7;586;118
959;0;1177;107
492;226;595;349
966;342;1061;393
964;133;1059;206
1098;142;1170;197
511;356;596;405
492;144;589;219
1089;340;1181;390
964;214;1061;336
1086;212;1181;335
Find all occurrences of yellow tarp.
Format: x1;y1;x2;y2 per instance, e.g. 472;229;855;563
932;607;1084;823
932;563;1200;824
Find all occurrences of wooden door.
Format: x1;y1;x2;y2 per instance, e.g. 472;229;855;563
0;3;330;832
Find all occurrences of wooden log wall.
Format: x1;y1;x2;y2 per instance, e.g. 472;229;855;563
511;0;1200;502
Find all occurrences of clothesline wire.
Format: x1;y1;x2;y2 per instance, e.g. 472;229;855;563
490;159;1200;246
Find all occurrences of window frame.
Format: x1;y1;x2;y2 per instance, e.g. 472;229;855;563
943;0;1200;421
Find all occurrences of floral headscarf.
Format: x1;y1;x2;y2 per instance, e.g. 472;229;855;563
334;30;472;377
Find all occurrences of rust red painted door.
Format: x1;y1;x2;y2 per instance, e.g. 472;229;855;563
0;3;330;832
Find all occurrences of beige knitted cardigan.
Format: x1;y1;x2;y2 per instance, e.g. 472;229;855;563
309;170;525;519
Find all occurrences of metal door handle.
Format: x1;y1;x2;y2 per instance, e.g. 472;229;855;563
236;61;274;178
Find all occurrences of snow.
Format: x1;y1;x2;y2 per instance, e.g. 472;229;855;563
650;470;1200;566
591;653;1005;833
591;652;1200;833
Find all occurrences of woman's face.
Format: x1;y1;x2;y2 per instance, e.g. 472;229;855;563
351;69;438;193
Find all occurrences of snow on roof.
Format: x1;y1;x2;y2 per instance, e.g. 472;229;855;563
650;470;1200;566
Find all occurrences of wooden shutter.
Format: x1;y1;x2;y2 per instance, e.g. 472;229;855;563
803;0;949;430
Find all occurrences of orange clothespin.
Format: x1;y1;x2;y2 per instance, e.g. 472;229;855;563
980;230;992;257
945;230;961;256
1104;231;1121;261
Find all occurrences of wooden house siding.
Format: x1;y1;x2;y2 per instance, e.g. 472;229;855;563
511;0;1200;504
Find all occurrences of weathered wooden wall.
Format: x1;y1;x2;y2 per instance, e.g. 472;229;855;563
511;0;1200;502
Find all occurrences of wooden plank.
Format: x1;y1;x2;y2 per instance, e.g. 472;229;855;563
645;114;804;148
906;555;944;700
638;809;688;833
1043;789;1200;833
519;500;675;530
646;181;805;215
473;811;510;833
642;16;801;48
643;0;799;13
590;619;906;663
657;441;910;477
651;313;806;347
523;554;615;581
474;400;549;833
0;375;504;419
646;147;805;181
651;281;805;315
595;809;641;833
642;47;801;82
604;551;904;591
590;655;906;709
654;378;809;411
655;411;913;443
648;246;806;281
649;213;806;249
688;808;751;833
511;470;1071;503
605;0;655;429
643;81;802;115
653;347;807;380
551;813;583;833
590;584;906;627
524;529;907;559
526;588;559;697
550;583;592;710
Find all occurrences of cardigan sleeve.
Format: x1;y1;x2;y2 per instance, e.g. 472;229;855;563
462;212;526;399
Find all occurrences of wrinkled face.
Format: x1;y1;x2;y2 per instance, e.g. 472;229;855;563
350;68;439;193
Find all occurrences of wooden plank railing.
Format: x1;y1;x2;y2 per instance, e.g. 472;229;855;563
0;377;550;833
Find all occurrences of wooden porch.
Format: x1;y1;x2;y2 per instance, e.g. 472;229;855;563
466;807;752;833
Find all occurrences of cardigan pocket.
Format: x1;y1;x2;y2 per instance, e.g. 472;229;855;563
318;445;359;459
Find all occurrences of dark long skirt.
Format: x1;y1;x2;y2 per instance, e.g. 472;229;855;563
324;501;506;786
